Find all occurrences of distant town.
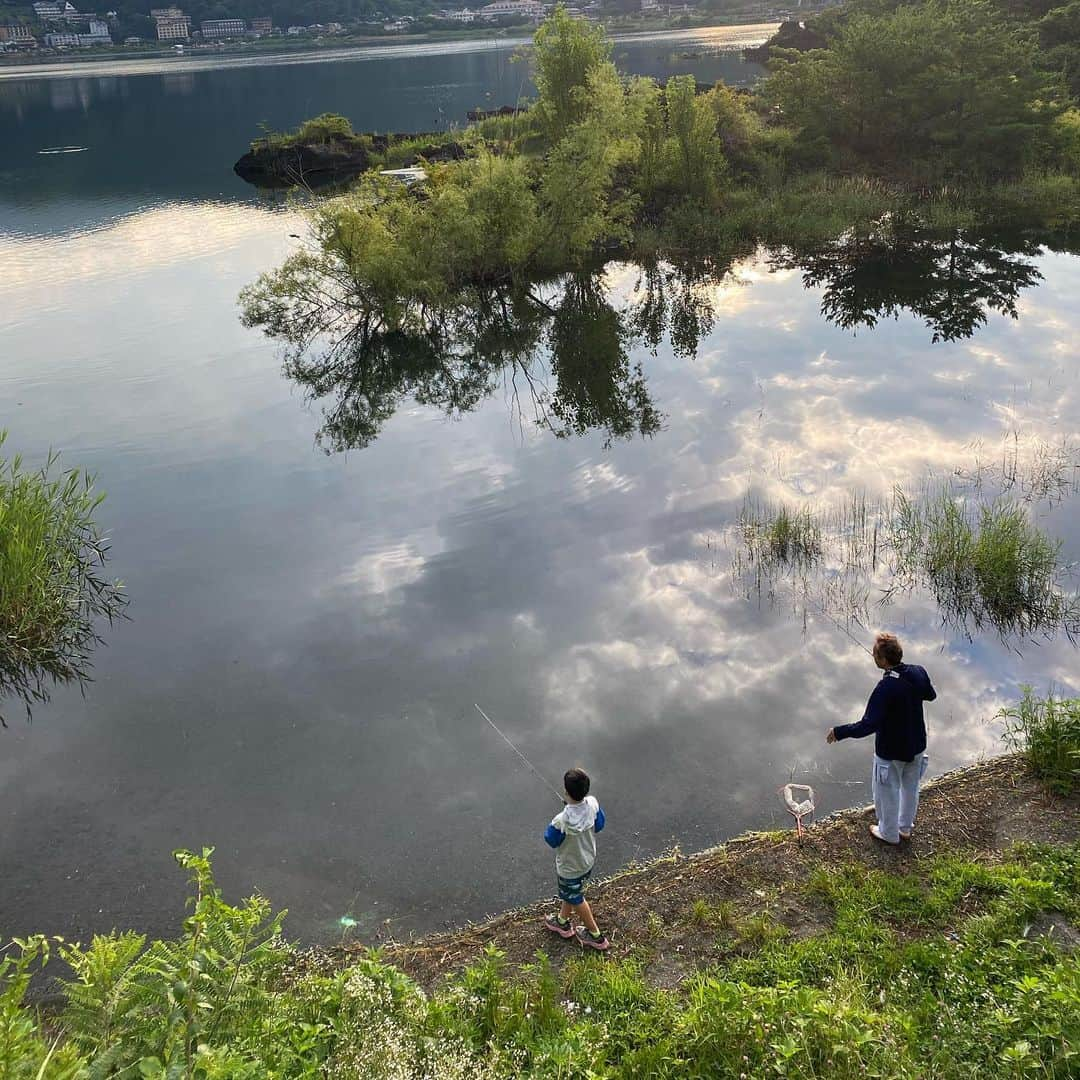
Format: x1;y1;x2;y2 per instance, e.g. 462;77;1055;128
0;0;797;57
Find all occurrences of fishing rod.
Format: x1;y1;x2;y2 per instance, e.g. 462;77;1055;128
474;703;565;803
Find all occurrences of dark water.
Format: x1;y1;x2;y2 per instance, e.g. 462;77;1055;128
2;31;1079;949
0;27;768;233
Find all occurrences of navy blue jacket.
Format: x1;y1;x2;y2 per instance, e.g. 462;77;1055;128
834;663;936;762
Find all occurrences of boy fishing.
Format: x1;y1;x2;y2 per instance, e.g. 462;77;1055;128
543;767;610;951
826;632;937;845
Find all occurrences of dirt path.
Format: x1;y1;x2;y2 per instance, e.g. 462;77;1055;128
306;755;1079;990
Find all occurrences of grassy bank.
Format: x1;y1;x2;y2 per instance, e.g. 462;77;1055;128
4;750;1078;1077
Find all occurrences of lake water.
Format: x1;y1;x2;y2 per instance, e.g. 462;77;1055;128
2;28;1079;948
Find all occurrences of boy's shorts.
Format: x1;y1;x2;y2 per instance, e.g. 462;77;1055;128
557;869;592;906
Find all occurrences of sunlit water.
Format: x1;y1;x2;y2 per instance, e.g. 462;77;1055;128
1;31;1078;947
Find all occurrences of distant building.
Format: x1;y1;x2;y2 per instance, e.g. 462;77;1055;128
479;0;544;19
437;7;477;20
285;24;305;33
0;24;36;42
249;15;272;34
81;18;111;42
200;17;245;37
152;7;190;39
43;19;110;44
33;1;81;20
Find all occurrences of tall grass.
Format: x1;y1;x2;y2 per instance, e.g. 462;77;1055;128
730;469;1078;646
892;489;1073;639
0;434;126;723
738;498;823;570
1000;687;1080;796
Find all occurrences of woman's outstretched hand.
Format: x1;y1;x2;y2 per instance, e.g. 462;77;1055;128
825;728;837;744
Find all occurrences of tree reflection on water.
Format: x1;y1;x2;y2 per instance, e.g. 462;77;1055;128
241;225;1054;453
776;226;1046;343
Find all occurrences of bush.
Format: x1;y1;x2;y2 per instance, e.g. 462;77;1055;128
0;434;126;724
1001;687;1080;795
294;112;355;145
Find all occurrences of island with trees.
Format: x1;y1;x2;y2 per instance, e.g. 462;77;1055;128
240;2;1080;350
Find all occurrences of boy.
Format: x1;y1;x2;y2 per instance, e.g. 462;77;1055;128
542;767;610;951
826;632;936;845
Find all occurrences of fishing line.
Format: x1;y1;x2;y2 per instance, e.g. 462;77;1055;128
474;703;564;802
803;592;874;657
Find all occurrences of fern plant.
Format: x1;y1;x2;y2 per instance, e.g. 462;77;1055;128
0;935;84;1079
59;847;287;1076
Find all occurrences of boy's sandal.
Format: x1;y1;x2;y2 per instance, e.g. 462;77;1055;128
543;915;576;939
576;927;611;951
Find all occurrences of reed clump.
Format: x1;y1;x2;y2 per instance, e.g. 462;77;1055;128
892;489;1074;639
731;449;1079;645
738;500;823;571
1000;687;1080;795
0;434;126;724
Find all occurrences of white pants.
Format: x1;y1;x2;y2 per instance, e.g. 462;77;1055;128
872;753;929;844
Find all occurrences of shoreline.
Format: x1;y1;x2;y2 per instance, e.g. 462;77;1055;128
300;753;1080;990
0;20;777;79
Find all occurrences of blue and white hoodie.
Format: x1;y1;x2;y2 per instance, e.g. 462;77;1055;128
544;795;605;879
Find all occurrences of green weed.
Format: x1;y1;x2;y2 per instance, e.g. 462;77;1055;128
1001;688;1080;795
0;433;127;724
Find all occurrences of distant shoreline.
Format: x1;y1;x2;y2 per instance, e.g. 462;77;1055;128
0;19;778;79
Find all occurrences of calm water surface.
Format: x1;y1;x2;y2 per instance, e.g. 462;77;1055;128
1;30;1079;946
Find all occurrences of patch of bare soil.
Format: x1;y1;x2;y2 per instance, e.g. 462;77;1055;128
298;755;1079;992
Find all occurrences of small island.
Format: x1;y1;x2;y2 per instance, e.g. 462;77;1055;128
234;116;467;188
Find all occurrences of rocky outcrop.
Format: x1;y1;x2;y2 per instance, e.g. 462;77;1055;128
233;134;467;190
465;104;524;122
743;19;827;64
234;134;389;189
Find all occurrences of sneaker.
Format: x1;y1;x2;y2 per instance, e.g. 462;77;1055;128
543;914;575;939
870;824;900;846
576;927;611;951
899;829;913;841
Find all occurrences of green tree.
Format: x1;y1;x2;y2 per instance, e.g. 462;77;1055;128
537;62;647;266
532;3;612;139
1039;1;1080;96
766;0;1064;179
664;76;728;200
